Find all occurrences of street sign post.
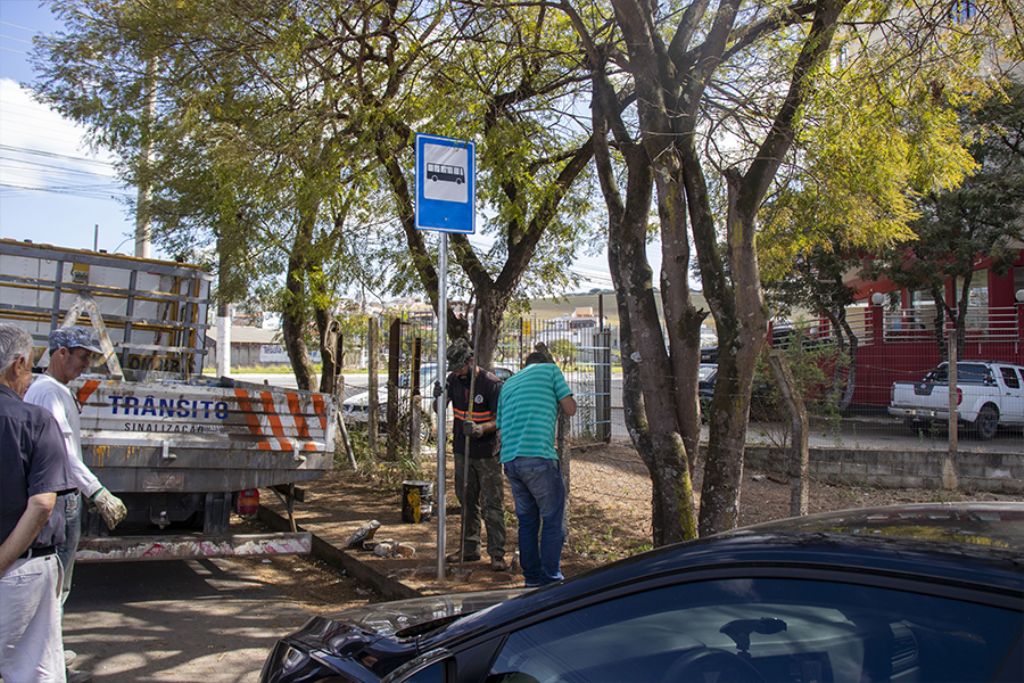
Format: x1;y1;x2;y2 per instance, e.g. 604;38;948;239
415;133;475;580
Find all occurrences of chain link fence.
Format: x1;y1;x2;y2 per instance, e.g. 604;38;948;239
335;300;1022;460
336;312;616;461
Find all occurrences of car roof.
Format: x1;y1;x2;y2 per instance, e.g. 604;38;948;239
429;503;1024;647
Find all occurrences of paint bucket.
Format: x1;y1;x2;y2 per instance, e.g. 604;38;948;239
401;480;433;523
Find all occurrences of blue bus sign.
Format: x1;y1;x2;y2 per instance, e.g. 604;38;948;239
415;133;475;234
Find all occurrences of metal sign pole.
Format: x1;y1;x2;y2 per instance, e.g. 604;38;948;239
414;133;473;581
436;232;448;580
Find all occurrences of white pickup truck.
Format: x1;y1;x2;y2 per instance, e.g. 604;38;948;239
888;361;1024;440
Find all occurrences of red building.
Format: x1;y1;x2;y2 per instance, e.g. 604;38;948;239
841;247;1024;406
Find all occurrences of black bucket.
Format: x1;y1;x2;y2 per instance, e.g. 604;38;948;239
401;480;433;523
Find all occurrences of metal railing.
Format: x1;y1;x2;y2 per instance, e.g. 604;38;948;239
786;308;874;347
883;306;1021;342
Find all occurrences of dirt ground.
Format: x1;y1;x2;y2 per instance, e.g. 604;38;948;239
262;437;1021;597
231;519;381;608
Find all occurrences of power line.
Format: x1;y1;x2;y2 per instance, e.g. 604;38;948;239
0;144;115;168
0;20;38;33
0;32;33;45
0;181;130;200
0;157;117;178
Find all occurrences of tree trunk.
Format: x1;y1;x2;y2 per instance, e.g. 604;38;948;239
930;282;948;357
767;350;809;516
837;313;858;412
698;173;768;537
655;163;707;476
955;270;973;352
282;210;318;391
471;287;511;370
315;304;336;395
593;96;698;545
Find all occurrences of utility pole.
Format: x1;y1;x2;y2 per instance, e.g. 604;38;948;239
135;56;157;258
944;336;959;490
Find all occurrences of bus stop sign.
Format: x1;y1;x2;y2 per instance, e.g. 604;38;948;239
415;133;475;234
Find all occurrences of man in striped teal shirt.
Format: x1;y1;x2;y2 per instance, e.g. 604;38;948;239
497;351;576;587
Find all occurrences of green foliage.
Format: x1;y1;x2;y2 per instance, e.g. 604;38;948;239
760;54;982;283
32;0;599;347
750;338;841;419
868;82;1024;347
547;339;579;365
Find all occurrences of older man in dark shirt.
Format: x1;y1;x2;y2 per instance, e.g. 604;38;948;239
0;324;74;682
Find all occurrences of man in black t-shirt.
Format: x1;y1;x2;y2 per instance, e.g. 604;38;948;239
443;338;508;571
0;324;75;681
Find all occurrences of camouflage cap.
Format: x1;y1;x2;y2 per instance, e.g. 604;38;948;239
49;327;102;354
446;337;474;368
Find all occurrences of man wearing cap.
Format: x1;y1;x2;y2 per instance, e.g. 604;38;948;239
497;349;576;587
0;323;74;681
440;338;508;571
25;327;127;607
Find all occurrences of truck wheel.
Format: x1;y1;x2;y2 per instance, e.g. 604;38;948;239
904;418;926;434
974;405;998;441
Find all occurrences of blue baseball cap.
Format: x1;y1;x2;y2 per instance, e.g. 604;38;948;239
49;327;103;354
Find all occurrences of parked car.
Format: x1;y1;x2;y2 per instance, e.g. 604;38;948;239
697;363;775;420
343;365;513;426
698;362;717;414
888;361;1024;440
700;324;833;364
260;502;1024;682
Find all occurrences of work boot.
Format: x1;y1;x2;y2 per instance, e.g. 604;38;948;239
445;551;480;563
490;557;510;572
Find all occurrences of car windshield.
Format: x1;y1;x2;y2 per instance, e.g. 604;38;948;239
699;364;717;381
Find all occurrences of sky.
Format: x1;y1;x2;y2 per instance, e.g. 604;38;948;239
0;0;138;253
0;0;632;292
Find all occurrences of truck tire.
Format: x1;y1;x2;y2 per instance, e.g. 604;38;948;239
904;418;927;435
974;405;998;441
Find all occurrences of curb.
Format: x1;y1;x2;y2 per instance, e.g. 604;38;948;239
257;506;421;601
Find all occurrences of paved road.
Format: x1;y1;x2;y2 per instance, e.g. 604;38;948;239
62;557;350;682
236;372;1021;452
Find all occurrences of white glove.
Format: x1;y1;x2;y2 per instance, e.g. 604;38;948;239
90;487;128;530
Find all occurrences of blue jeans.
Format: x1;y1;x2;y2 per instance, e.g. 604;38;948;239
504;457;565;586
56;492;81;606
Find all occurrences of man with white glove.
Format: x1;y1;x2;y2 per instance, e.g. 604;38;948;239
25;327;128;607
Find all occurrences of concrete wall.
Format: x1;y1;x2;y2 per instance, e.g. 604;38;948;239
744;446;1024;494
206;341;282;367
